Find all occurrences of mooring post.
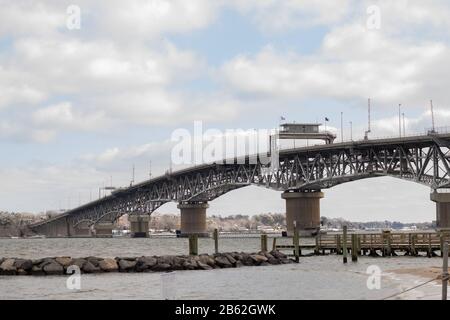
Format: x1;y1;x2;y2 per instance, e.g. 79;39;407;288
428;233;432;258
213;228;219;254
351;234;358;262
336;234;341;255
442;241;448;300
272;237;277;251
189;234;198;256
315;234;320;255
411;234;417;256
261;234;268;252
386;230;392;256
343;225;348;263
293;221;300;263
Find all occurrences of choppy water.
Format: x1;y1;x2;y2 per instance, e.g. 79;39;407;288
0;237;445;300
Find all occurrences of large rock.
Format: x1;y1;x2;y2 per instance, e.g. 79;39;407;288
230;252;243;261
240;253;255;266
197;261;213;270
71;258;87;269
270;250;287;259
86;257;101;267
14;259;33;271
171;257;185;271
224;253;237;265
215;255;233;268
199;255;215;267
136;256;157;272
55;257;73;267
151;263;172;272
0;258;17;275
250;254;268;264
31;265;44;275
118;259;137;272
83;261;100;273
182;257;198;270
16;269;28;275
268;258;281;265
99;258;118;272
262;252;275;260
43;261;64;275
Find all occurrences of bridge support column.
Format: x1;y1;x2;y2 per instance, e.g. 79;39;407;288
73;224;93;237
93;222;114;237
431;192;450;230
178;202;209;237
282;190;324;237
129;214;150;238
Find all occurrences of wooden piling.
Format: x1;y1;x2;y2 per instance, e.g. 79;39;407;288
342;225;348;263
189;234;198;256
428;233;432;258
385;230;392;256
272;237;277;251
261;234;268;252
336;235;341;254
351;234;358;262
442;241;448;300
315;234;320;255
293;222;300;263
213;228;219;254
411;234;417;256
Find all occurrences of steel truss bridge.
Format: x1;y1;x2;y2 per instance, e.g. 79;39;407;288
30;133;450;230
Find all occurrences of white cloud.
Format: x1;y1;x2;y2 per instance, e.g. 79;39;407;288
0;1;65;37
220;24;450;108
229;0;352;32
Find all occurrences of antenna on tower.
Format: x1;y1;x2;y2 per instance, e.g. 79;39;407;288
130;164;135;186
430;100;436;133
364;98;371;140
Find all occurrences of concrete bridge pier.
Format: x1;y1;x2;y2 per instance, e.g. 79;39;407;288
178;202;209;237
73;221;93;237
93;222;114;237
282;190;324;237
129;214;150;238
431;192;450;229
33;216;75;237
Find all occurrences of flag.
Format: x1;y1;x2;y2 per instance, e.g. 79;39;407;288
325;117;329;121
280;116;285;121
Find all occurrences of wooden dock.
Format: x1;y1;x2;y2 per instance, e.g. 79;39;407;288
275;230;450;257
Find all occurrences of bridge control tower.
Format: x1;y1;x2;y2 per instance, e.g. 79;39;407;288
278;123;336;144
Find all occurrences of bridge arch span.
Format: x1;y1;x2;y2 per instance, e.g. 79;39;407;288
29;134;450;236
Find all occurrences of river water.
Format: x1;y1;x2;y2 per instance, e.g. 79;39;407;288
0;237;445;300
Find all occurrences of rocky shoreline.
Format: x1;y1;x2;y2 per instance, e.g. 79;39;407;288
0;250;293;276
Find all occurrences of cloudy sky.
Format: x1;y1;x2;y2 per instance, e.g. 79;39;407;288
1;0;449;222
